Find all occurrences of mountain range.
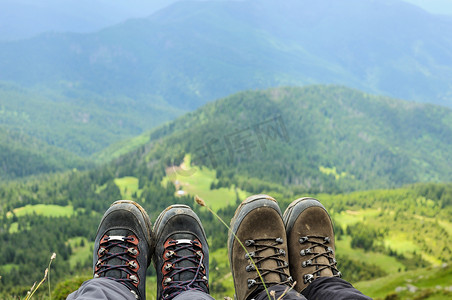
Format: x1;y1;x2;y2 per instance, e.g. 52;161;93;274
2;0;452;42
1;0;452;110
2;0;452;178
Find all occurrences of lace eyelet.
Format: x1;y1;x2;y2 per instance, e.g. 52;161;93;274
165;250;175;258
98;247;106;256
130;274;139;284
245;240;255;246
299;236;309;244
247;279;257;288
302;259;312;267
300;248;312;256
246;265;255;272
128;247;138;255
128;260;138;269
304;273;314;283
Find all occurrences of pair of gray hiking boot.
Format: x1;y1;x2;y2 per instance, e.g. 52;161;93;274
228;194;342;300
91;195;340;300
93;201;209;300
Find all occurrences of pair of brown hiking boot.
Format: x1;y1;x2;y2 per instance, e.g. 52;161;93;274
228;195;342;300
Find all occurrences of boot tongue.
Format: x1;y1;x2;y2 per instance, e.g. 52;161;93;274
170;233;203;283
104;229;134;280
311;237;334;277
258;241;284;284
247;239;289;300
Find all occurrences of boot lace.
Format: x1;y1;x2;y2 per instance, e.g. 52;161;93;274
244;237;293;289
161;239;208;300
94;234;141;290
299;235;341;284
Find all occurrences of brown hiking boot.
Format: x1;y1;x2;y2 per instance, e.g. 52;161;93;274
228;195;293;300
283;197;341;292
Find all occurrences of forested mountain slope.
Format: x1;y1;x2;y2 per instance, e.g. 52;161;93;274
145;85;452;192
1;86;451;299
0;82;183;177
0;82;184;157
0;127;88;178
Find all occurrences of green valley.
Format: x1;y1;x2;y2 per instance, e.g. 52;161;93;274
0;86;451;299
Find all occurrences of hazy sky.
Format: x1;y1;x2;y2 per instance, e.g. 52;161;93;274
1;0;452;41
402;0;452;15
0;0;180;40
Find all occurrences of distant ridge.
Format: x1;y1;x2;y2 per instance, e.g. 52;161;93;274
0;127;87;179
1;0;452;108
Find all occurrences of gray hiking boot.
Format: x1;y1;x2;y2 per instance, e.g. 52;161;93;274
93;200;153;300
152;205;209;300
228;195;293;300
283;197;341;292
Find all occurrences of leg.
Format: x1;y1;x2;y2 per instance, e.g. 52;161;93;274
302;277;372;300
172;290;215;300
67;278;137;300
283;197;371;300
152;204;212;300
228;195;300;300
70;200;153;300
254;284;307;300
